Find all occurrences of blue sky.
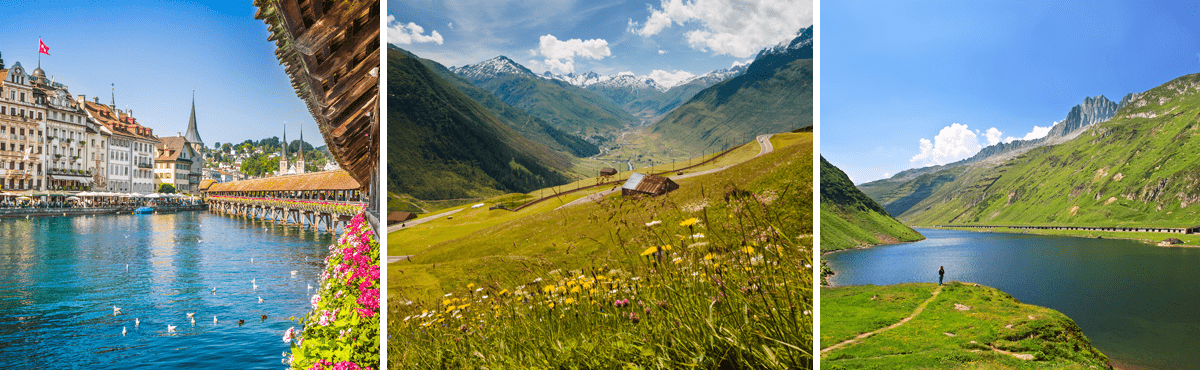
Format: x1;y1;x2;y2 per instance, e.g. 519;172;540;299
0;2;322;149
822;0;1200;184
388;0;812;88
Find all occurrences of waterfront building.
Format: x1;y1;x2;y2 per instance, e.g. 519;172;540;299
80;93;160;193
0;59;45;191
30;64;97;191
154;135;201;194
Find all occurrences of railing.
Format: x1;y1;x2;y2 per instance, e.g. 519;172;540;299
48;168;92;176
137;162;152;169
207;195;365;215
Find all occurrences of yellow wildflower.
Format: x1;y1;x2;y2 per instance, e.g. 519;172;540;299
467;283;475;289
742;246;755;254
459;303;471;309
570;286;581;294
704;253;715;260
499;289;509;296
543;285;555;294
680;218;700;226
662;244;673;251
565;297;576;304
442;299;453;306
548;302;556;309
640;246;658;256
589;288;597;295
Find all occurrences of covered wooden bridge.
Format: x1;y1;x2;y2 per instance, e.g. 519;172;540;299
203;170;366;233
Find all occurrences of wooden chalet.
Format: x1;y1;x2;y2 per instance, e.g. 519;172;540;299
387;211;418;225
620;173;679;197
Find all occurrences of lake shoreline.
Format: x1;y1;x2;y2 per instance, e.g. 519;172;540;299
0;204;207;219
919;225;1200;249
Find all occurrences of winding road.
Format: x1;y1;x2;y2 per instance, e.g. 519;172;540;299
555;134;776;210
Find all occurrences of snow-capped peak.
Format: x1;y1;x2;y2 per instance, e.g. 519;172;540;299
541;71;667;92
450;56;536;80
755;26;814;61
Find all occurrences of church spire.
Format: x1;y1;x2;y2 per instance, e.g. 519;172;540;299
183;89;204;147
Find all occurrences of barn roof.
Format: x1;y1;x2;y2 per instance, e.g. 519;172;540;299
621;173;677;194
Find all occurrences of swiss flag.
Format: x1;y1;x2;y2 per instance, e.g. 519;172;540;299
38;39;50;55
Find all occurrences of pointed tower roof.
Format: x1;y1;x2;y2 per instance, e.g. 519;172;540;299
298;122;305;161
184;90;204;146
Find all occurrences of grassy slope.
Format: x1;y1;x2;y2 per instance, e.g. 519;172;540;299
822;283;1109;369
389;133;812;303
820;157;923;252
388;48;573;201
460;66;639;137
904;73;1200;227
650;57;813;155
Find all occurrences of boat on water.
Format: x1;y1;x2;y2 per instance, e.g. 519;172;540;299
133;206;155;214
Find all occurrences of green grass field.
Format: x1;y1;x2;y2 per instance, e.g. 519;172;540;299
822;283;1109;369
389;133;813;368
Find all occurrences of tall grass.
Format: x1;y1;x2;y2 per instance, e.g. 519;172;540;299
390;185;813;369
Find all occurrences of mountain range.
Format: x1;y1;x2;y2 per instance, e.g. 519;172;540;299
820;156;923;252
858;93;1130;217
449;56;638;136
864;73;1200;227
647;26;814;155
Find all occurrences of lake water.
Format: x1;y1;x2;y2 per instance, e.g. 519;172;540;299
0;211;334;369
826;228;1200;370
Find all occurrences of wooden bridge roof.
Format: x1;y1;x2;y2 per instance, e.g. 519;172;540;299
206;170;361;193
254;0;379;187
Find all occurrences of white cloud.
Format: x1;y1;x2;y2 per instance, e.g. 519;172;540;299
630;0;812;58
1003;124;1054;143
910;123;983;166
658;49;666;54
536;34;611;74
448;22;454;29
732;59;753;68
386;16;444;45
984;127;1002;145
647;69;696;88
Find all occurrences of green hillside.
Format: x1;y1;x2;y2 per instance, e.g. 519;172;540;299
820;157;923;252
822;282;1110;369
388;48;574;200
650;36;813;154
457;58;639;136
389;133;812;301
389;133;814;368
903;73;1200;227
402;50;600;158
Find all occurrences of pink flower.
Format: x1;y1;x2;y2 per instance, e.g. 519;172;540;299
311;294;321;310
332;361;362;370
282;326;295;343
308;359;332;370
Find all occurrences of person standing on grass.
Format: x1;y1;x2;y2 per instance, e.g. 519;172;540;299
938;266;945;285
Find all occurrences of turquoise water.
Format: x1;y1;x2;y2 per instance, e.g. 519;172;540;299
826;228;1200;370
0;211;334;369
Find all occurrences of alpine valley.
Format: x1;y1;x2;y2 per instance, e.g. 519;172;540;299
388;26;813;210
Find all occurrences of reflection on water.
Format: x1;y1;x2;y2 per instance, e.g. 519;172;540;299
0;212;335;369
826;228;1200;370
